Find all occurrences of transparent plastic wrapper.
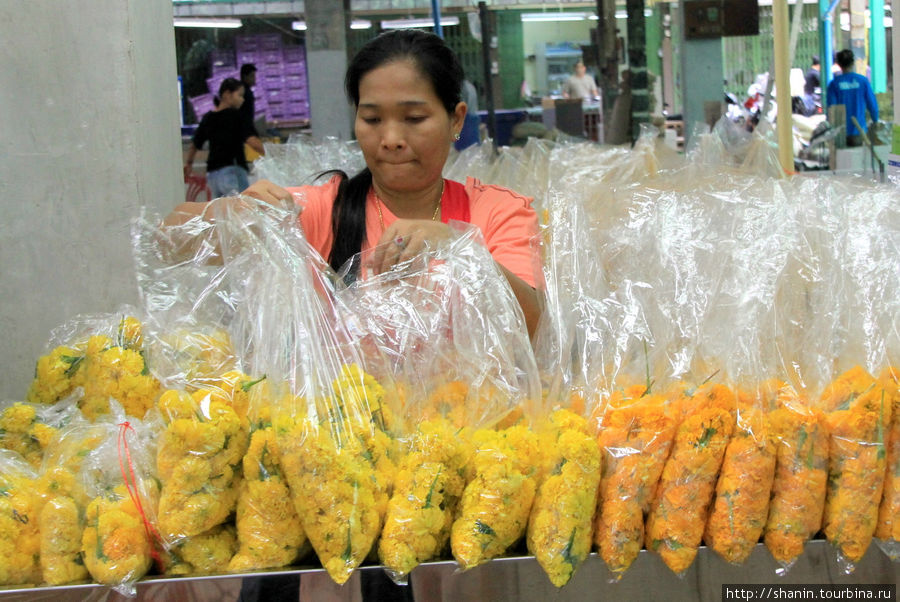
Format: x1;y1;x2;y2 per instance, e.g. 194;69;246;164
78;403;161;594
207;196;396;585
526;408;601;587
0;399;80;469
229;395;308;572
25;312;160;421
876;366;900;558
820;366;892;568
163;524;237;576
593;385;676;579
0;449;42;586
253;134;365;188
644;383;735;575
154;372;254;545
335;223;540;579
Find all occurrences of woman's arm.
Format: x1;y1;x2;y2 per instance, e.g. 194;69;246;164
183;145;198;179
246;135;265;157
497;263;542;339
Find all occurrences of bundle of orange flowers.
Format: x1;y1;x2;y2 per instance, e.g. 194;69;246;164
704;391;777;565
820;366;892;566
644;382;735;575
526;408;601;587
593;384;676;578
764;385;828;568
875;366;900;557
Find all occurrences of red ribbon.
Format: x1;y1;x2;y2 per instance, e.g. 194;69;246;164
117;421;163;565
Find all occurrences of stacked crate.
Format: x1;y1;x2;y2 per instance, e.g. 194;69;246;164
233;33;310;123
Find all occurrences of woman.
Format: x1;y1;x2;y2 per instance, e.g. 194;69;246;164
184;78;265;198
169;31;540;336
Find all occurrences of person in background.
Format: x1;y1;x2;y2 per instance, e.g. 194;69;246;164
169;30;541;338
183;78;265;198
826;48;879;147
239;63;259;137
562;60;599;101
802;55;821;116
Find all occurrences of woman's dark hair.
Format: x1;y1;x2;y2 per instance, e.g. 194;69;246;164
213;78;243;107
328;29;465;272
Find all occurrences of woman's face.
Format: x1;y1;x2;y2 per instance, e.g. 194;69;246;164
224;87;245;109
355;59;465;193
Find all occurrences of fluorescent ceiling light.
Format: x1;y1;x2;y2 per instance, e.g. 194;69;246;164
612;9;654;19
522;12;587;23
381;16;460;29
174;18;242;29
293;19;372;30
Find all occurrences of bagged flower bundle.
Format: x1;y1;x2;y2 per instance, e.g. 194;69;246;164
25;314;160;421
763;385;828;568
644;382;735;575
155;375;253;543
0;449;42;586
451;423;539;570
593;384;676;578
229;397;307;572
875;366;900;558
82;485;155;587
0;400;78;469
704;387;777;565
379;417;472;582
526;408;601;587
163;524;237;575
819;366;892;568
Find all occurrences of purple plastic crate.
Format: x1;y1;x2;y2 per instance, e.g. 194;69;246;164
189;93;216;119
210;49;235;68
283;74;307;89
282;46;305;61
285;89;308;102
283;63;306;76
260;50;283;64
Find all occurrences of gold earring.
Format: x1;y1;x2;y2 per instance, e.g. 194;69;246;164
453;132;461;141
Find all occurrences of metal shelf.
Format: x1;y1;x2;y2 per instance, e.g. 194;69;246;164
1;540;897;601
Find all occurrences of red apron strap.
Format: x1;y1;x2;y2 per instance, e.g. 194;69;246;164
440;179;471;224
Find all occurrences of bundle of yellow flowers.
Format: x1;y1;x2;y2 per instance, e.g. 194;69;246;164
229;404;307;571
526;409;601;587
420;380;469;429
26;344;84;405
0;450;41;586
593;385;676;578
704;395;777;565
155;328;239;388
82;485;154;587
379;418;472;582
156;382;250;542
875;366;900;555
78;333;161;421
820;366;892;566
275;365;394;584
451;424;539;570
764;385;828;568
0;402;60;469
38;495;86;586
645;382;735;575
164;524;237;575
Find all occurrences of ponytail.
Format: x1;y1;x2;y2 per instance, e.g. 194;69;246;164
327;167;372;273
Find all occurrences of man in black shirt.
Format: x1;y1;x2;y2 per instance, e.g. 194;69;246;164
240;63;259;136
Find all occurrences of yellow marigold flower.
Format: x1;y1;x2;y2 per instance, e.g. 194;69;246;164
229;425;307;571
594;388;675;578
379;419;470;581
165;524;237;575
40;495;88;585
451;424;539;570
764;386;828;567
705;403;777;565
117;316;143;350
0;453;41;586
79;346;160;420
875;367;900;550
26;345;84;405
82;488;152;586
0;402;60;469
527;410;601;587
821;366;892;565
423;381;469;429
645;383;735;575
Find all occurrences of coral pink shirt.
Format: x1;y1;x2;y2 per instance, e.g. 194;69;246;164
286;176;540;288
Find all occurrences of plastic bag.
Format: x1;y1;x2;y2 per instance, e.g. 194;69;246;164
0;449;41;586
644;382;735;575
163;524;237;576
0;399;79;469
526;409;600;587
208;196;395;585
25;312;160;421
253;134;365;188
876;366;900;558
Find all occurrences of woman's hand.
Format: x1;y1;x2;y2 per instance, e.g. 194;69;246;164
242;179;294;208
370;219;455;275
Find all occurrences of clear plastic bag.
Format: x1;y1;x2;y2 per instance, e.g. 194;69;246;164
0;449;42;586
0;399;80;469
253;134;365;188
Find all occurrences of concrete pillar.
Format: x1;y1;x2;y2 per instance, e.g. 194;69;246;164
306;0;353;140
0;0;182;399
678;0;724;144
849;0;867;74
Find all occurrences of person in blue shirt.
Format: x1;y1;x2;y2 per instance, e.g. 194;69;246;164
826;49;879;147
